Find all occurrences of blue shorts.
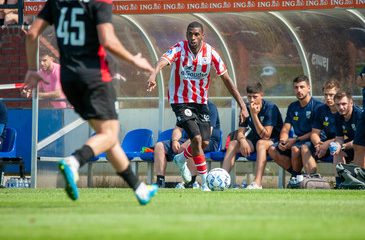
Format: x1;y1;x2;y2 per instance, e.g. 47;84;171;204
309;143;331;161
353;112;365;147
162;138;187;161
274;140;312;157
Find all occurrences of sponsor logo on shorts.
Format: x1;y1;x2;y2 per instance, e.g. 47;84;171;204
184;109;192;117
203;114;210;122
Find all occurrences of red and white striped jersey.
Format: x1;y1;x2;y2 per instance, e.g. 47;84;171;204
162;40;227;104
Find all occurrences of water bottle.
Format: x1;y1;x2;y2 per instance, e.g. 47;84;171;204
19;178;24;188
24;178;29;188
15;178;19;188
8;178;15;188
0;172;4;187
329;142;339;155
241;180;247;189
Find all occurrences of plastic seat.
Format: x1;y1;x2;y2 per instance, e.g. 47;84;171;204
0;127;24;178
91;128;154;161
122;128;154;160
140;128;174;162
0;127;17;158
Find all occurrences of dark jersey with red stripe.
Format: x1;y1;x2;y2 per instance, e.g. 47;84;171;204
38;0;112;82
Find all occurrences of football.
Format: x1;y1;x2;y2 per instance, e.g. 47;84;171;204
206;168;231;191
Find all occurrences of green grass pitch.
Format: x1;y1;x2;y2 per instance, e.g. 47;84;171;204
0;188;364;240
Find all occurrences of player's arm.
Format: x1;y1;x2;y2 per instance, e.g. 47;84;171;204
23;18;49;92
39;89;62;99
220;72;249;122
147;58;169;92
278;123;292;150
171;126;183;153
237;127;251;156
310;128;322;147
97;23;153;73
250;113;273;140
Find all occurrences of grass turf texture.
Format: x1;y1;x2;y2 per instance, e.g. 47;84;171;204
0;188;364;240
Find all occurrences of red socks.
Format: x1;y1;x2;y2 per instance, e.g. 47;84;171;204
192;154;207;175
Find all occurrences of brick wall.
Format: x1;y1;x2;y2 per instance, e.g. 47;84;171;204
0;26;29;108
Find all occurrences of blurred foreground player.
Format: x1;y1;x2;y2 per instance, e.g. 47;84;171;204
23;0;158;205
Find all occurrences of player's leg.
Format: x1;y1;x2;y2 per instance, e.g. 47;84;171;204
58;119;119;201
268;144;291;172
333;148;349;188
222;140;240;173
249;139;274;189
291;146;302;176
184;158;198;188
353;145;365;168
301;143;317;174
93;120;157;205
154;141;168;188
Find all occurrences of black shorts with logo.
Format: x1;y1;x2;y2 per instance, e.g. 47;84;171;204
171;103;211;141
61;68;117;120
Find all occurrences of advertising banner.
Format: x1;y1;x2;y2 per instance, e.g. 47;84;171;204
24;0;365;15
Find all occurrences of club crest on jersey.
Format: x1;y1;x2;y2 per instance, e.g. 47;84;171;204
342;125;347;134
260;116;264;122
184;109;192;117
306;111;311;119
351;124;356;131
293;112;299;121
323;116;329;126
201;57;209;64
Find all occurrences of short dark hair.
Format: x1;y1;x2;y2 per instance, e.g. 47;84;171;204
187;21;204;32
293;75;310;85
334;90;353;102
322;78;340;92
246;82;263;94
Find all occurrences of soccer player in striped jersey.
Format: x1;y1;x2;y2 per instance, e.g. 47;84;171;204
147;21;248;191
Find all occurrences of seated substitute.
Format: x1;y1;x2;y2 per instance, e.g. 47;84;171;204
353;66;365;168
331;90;362;188
221;82;283;189
267;75;323;182
155;100;221;189
305;79;340;174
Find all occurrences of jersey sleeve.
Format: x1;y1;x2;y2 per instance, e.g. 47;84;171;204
312;108;323;130
262;104;278;127
335;114;344;137
211;48;227;76
162;43;181;64
93;0;113;25
37;0;53;25
284;103;294;124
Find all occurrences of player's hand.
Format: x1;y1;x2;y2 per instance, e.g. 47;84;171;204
278;140;287;151
22;70;43;97
147;74;157;92
20;88;32;98
316;141;329;158
239;139;251;157
133;53;154;73
239;108;249;124
171;140;180;153
249;102;261;115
